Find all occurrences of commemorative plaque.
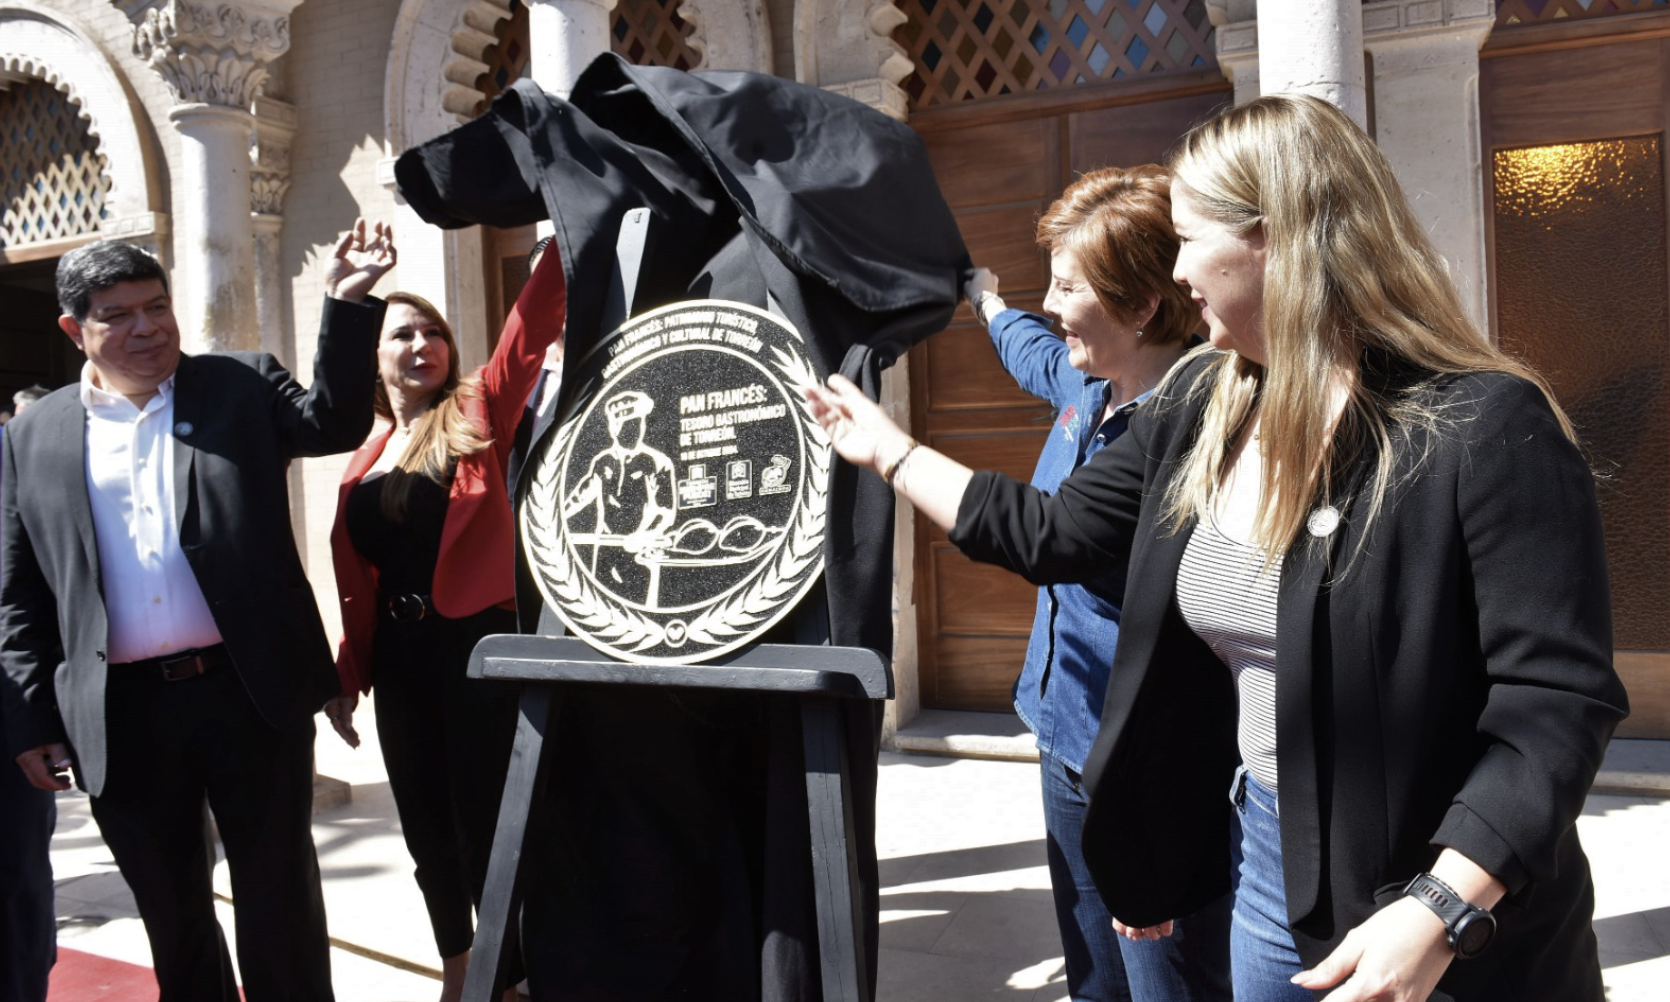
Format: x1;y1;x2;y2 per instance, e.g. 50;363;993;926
521;300;831;664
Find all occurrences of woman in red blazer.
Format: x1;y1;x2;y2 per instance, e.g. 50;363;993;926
323;249;565;1002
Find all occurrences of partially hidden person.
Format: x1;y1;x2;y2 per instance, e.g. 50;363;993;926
966;164;1230;1002
323;244;567;1002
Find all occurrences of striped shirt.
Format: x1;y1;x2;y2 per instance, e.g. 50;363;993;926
1176;514;1282;793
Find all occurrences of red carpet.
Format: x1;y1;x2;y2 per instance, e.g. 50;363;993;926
47;947;156;1001
47;947;245;1001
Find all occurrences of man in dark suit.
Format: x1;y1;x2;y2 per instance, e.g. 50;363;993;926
0;421;54;1002
0;222;395;1002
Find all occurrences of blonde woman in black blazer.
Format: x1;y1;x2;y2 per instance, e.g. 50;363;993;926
807;95;1627;1002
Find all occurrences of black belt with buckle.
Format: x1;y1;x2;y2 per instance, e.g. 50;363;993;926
387;594;436;623
117;644;232;682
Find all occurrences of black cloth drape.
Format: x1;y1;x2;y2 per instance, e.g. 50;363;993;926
396;53;969;1002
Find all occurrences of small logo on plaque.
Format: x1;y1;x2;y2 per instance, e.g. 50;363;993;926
726;460;754;501
521;300;831;664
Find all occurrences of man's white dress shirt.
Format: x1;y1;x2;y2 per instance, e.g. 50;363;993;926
80;364;222;663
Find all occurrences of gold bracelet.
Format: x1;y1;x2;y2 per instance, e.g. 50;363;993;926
881;438;920;487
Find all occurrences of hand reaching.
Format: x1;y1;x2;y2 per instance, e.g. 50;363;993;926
325;218;397;303
804;374;913;475
964;266;1005;323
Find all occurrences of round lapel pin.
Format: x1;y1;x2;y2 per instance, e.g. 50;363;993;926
174;421;194;437
1307;505;1341;538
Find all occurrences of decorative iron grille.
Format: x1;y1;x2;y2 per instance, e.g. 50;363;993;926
1496;0;1670;27
473;0;700;116
896;0;1217;111
0;78;109;248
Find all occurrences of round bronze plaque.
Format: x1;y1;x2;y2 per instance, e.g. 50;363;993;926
521;300;831;663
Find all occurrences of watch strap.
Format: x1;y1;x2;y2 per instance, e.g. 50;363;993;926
1403;872;1495;958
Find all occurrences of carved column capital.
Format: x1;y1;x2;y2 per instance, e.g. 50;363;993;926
250;94;296;216
130;0;301;108
797;0;911;120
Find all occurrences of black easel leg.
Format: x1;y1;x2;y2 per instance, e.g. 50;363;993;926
800;697;869;1002
466;684;555;1002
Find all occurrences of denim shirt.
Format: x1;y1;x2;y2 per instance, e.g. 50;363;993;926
988;308;1145;774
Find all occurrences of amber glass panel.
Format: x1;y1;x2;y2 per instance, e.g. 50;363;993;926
1493;135;1670;648
895;0;1217;111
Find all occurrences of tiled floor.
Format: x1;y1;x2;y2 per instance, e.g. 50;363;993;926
43;700;1670;1001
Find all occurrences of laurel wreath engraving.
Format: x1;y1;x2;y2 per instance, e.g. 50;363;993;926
521;335;831;664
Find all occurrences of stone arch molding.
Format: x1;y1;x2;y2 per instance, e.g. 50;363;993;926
0;4;159;236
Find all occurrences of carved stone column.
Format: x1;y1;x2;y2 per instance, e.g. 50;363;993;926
131;0;299;353
1365;0;1496;334
526;0;617;98
1256;0;1368;127
251;94;295;364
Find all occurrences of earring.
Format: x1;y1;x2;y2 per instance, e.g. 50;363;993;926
1135;329;1145;338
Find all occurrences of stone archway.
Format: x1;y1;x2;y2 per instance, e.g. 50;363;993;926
0;3;164;247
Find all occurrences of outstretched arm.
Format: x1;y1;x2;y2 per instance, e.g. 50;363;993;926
804;374;972;531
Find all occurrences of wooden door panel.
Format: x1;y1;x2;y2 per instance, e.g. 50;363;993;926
952;205;1051;290
921;322;1052;411
1482;38;1663;145
930;635;1031;708
923;117;1057;207
1069;90;1230;172
933;545;1040;633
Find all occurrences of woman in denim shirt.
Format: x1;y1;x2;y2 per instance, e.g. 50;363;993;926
966;165;1229;1002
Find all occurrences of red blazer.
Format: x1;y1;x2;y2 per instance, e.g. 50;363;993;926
331;254;567;695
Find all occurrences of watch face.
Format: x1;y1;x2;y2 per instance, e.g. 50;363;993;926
1453;911;1496;959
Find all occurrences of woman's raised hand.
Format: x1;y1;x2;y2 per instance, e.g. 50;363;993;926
804;373;913;476
325;218;397;303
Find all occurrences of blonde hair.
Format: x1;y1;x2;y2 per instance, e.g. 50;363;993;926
374;291;489;519
1160;95;1573;558
1035;165;1200;346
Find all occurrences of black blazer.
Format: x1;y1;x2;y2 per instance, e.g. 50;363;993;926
0;296;384;796
953;352;1628;1001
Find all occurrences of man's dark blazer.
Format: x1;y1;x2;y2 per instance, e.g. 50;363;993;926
0;296;383;797
953;352;1630;1001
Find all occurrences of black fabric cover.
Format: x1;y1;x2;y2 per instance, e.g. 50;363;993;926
395;53;969;1002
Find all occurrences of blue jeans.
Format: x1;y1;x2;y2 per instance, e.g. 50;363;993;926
1042;758;1232;1002
1228;767;1313;1002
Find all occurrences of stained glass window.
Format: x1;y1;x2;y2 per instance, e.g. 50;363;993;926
896;0;1217;110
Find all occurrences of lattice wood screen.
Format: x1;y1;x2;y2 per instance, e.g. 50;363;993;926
612;0;700;71
1497;0;1670;27
896;0;1217;110
0;79;109;248
473;0;700;116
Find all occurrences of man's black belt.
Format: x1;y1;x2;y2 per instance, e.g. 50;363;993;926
387;594;435;623
115;644;232;682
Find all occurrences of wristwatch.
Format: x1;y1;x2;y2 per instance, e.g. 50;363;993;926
1403;872;1497;959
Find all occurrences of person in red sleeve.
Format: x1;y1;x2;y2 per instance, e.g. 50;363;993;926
323;248;566;1002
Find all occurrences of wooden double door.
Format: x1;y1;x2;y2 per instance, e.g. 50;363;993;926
907;79;1230;712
